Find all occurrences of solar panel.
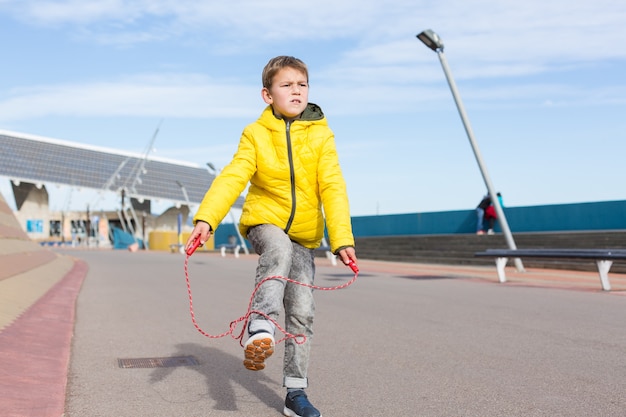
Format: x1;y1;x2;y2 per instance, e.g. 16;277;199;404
0;130;244;208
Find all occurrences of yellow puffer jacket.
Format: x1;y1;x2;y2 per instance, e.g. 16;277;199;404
193;103;354;253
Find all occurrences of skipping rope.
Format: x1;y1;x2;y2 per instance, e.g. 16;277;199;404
183;237;359;346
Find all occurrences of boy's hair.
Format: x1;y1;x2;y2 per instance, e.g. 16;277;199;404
262;56;309;88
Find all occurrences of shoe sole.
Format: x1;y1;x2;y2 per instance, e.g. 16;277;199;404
243;335;274;371
283;406;323;417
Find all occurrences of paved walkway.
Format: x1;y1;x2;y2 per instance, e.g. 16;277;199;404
1;249;626;416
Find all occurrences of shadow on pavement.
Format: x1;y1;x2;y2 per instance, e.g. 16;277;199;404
149;343;283;413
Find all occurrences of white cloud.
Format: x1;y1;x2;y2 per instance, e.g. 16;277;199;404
4;0;623;53
1;0;625;216
3;0;625;69
0;74;260;121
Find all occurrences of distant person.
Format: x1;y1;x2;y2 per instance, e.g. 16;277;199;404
476;194;491;235
485;203;497;234
496;192;504;208
481;192;503;235
185;56;356;417
486;192;504;235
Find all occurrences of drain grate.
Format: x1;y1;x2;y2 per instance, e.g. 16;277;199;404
118;355;199;369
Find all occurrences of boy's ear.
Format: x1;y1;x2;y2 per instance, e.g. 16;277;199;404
261;87;273;104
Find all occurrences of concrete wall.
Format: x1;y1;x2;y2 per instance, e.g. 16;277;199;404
11;183;52;241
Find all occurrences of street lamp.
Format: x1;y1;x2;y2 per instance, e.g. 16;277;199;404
416;29;524;272
175;180;191;253
417;29;444;52
175;180;190;205
206;162;249;255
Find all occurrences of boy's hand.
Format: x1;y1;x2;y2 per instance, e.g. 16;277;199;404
338;247;358;271
185;221;212;255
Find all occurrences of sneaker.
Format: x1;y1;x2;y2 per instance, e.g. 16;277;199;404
487;229;494;235
476;230;485;235
243;332;274;371
284;390;321;417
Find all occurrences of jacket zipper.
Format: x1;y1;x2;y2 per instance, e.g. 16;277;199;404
284;120;297;233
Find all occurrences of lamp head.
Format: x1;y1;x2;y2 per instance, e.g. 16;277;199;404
417;29;444;52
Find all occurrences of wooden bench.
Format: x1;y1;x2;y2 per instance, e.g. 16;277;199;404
475;248;626;291
315;237;337;266
170;243;184;254
218;243;241;258
316;245;337;266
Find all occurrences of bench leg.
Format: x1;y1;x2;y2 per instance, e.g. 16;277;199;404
326;250;337;266
495;257;508;283
596;260;612;291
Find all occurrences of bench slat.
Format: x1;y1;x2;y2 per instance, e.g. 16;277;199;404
474;248;626;291
476;249;626;260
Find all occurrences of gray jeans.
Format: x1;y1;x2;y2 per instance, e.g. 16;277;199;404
246;224;316;389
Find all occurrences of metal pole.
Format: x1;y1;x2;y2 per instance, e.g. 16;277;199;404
436;50;524;272
176;181;191;254
179;184;190;205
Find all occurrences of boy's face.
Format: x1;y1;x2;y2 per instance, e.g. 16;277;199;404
261;67;308;120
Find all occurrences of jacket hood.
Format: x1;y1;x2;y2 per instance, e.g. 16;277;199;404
300;103;324;121
260;103;325;128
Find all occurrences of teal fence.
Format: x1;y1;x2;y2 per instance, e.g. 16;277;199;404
351;200;626;237
214;200;626;245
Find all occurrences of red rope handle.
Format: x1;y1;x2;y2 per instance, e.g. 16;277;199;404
183;255;358;346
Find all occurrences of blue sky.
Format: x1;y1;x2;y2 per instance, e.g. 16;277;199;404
1;0;625;216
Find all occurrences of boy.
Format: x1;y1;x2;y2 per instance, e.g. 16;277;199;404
185;56;357;417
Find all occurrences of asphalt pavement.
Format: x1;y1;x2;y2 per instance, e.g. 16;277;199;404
3;249;626;416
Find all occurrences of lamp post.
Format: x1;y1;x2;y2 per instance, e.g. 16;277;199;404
416;29;524;272
175;180;191;253
206;163;249;255
175;180;190;206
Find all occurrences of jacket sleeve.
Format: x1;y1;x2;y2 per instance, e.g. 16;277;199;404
316;131;354;253
193;130;257;230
